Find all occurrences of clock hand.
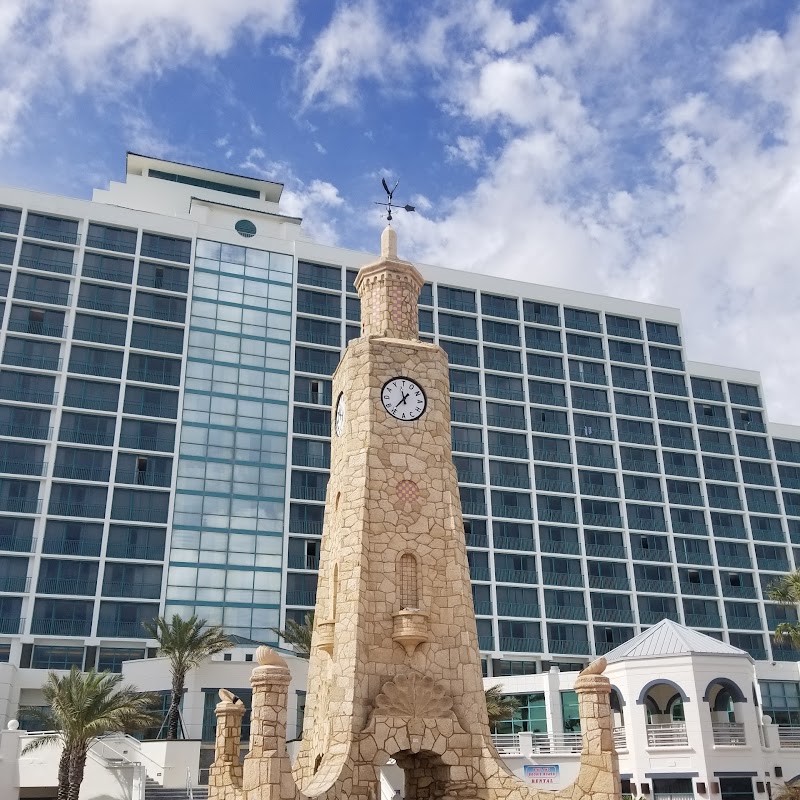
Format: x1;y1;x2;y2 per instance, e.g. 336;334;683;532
398;392;409;406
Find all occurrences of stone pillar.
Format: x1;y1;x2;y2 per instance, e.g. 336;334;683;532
574;669;614;757
208;690;245;800
242;647;298;800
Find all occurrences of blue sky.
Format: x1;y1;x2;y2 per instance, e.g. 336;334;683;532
2;1;800;422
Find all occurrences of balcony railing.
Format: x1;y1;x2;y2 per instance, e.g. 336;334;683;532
607;324;641;340
469;567;491;581
298;274;341;291
494;569;537;584
540;539;580;555
639;609;680;624
636;579;676;594
288;554;320;571
453;440;484;454
0;617;23;634
531;732;582;754
664;463;700;478
465;532;489;548
592;607;633;624
538;509;577;524
630;547;670;562
59;428;114;446
129;335;183;354
13;288;70;306
577;454;616;469
579;483;618;498
533;449;571;464
0;460;46;476
623;459;660;474
37;578;96;595
541;571;583;587
778;727;800;748
64;394;117;412
493;536;535;552
17;256;75;274
496;603;539;618
585;544;627;559
680;580;718;596
111;506;168;523
96;620;148;637
31;618;91;637
489;474;527;489
452;411;482;425
530;420;569;435
117;434;173;451
105;543;164;560
52;465;108;481
0;498;41;514
668;492;704;507
487;386;525;402
0;535;35;553
589;575;629;590
549;639;590;655
646;722;688;747
613;727;627;750
102;582;161;599
683;613;721;628
289;519;323;535
582;513;623;528
546;604;586;621
491;734;521;755
499;637;543;653
625;488;663;503
48;502;106;518
676;550;713;566
661;436;695;450
0;423;51;440
285;591;316;606
42;539;101;557
613;377;649;392
488;446;527;460
0;576;28;592
712;722;746;746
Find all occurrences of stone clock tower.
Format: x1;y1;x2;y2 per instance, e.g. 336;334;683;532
208;227;621;800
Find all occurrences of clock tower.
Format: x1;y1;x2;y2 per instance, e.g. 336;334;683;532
208;226;621;800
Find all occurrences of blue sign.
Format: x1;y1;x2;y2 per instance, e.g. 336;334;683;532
524;765;560;785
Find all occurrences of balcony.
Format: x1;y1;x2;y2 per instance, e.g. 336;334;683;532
0;423;51;440
0;617;22;634
112;506;168;523
0;535;34;553
676;550;713;566
568;345;605;360
48;502;106;518
452;411;482;425
102;582;161;599
583;513;622;528
105;543;163;560
293;421;329;437
296;332;340;348
577;454;616;469
708;495;741;510
722;585;758;600
571;397;610;413
285;591;316;606
592;607;633;624
541;571;583;587
0;498;41;514
487;414;526;430
0;575;28;592
134;306;185;324
37;578;95;595
758;558;790;572
43;539;101;557
571;373;607;387
717;555;752;569
82;264;133;283
64;394;117;412
530;732;583;754
617;431;655;446
288;554;320;570
742;473;775;487
528;366;564;380
576;426;613;441
498;637;543;653
472;600;493;615
631;547;670;562
625;488;663;503
704;468;737;482
291;486;327;502
526;338;561;354
0;460;46;476
636;579;675;594
711;722;746;746
14;288;70;306
549;638;590;655
487;387;525;402
129;335;183;354
585;544;627;559
493;536;535;552
73;327;126;346
683;613;722;628
735;419;766;433
288;518;323;535
485;358;523;376
30;618;92;636
298;273;341;291
623;459;660;474
607;323;641;340
489;475;527;489
52;465;108;481
664;463;700;478
669;493;704;507
613;377;649;392
59;428;114;446
680;580;717;596
469;567;491;581
117;434;173;452
650;356;684;371
465;532;489;548
536;479;574;494
580;483;619;498
68;361;120;379
489;446;526;459
530;420;570;435
497;603;539;618
478;635;494;650
127;369;180;386
661;436;695;451
293;454;330;470
494;569;537;584
17;256;75;275
537;508;577;524
540;539;580;555
449;381;480;397
84;235;135;254
546;604;586;620
588;575;629;590
747;499;780;515
697;415;729;429
0;387;57;404
611;351;645;366
699;439;734;455
96;620;148;638
116;471;172;487
646;722;688;747
639;609;680;624
462;502;487;516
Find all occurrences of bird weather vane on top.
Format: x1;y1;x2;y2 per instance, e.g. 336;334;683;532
375;178;416;222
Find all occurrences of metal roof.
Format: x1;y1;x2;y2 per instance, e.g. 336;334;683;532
604;619;750;662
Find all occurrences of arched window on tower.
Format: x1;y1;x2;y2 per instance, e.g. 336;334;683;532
399;553;419;610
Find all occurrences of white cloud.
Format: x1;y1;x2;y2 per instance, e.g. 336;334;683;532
445;136;484;168
0;0;298;153
314;142;327;154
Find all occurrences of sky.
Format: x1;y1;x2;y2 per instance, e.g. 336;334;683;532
2;0;800;422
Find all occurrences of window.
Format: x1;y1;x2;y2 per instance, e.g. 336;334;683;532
523;301;559;326
564;308;601;333
438;286;476;313
481;293;518;319
450;369;481;395
297;261;341;290
525;326;562;352
140;232;191;263
605;314;641;338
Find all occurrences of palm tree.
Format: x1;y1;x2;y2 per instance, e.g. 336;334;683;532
22;668;158;800
485;684;520;726
270;612;314;658
768;570;800;648
142;614;231;739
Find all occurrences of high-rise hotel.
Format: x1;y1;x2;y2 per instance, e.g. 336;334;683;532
0;154;799;686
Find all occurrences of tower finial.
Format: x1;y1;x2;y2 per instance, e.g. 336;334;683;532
381;226;397;259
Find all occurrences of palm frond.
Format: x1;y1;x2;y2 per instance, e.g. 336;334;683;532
485;684;520;725
270;613;314;658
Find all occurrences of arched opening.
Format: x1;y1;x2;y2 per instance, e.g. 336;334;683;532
637;680;690;747
704;678;747;745
386;748;454;800
398;553;419;610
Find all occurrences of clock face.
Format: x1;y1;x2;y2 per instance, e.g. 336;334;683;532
335;393;346;437
381;377;427;421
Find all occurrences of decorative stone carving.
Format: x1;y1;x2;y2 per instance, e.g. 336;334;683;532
315;619;336;654
255;645;287;667
373;672;454;719
391;609;430;655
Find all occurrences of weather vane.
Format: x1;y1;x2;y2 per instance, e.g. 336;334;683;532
375;178;415;222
